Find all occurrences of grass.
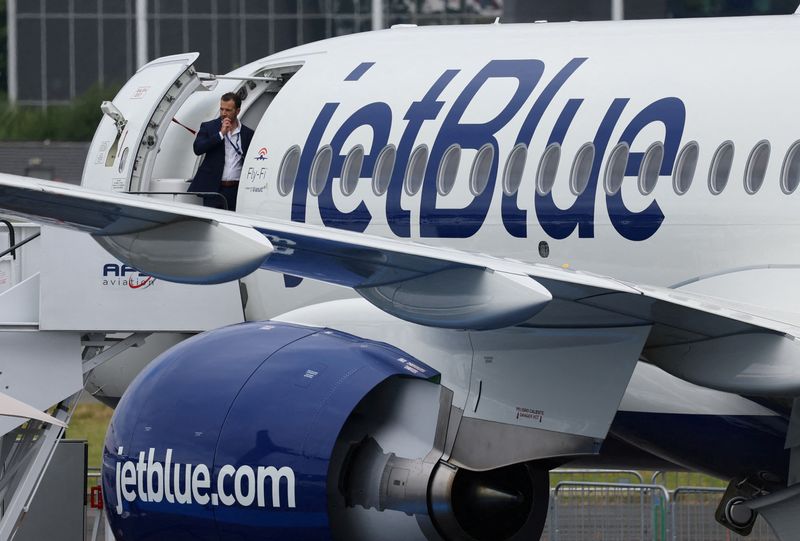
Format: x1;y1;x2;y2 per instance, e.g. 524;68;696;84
65;402;114;469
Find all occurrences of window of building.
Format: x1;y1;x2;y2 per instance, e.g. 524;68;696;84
673;141;699;196
277;145;301;196
708;141;735;195
744;140;770;195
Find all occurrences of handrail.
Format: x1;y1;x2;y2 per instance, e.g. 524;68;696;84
0;220;16;259
0;231;39;261
553;481;671;503
124;190;229;210
553;468;645;484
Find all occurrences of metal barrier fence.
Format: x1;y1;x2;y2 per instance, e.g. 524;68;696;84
548;481;670;541
671;487;778;541
543;472;780;541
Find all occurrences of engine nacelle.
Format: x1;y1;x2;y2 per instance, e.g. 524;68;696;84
103;321;549;541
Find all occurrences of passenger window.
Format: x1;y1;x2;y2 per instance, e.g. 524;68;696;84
570;143;595;196
536;143;560;196
340;145;364;196
372;144;396;197
673;141;699;196
309;145;332;197
404;145;428;196
604;142;629;196
638;142;664;196
708;141;734;195
470;144;494;196
744;140;770;195
437;144;461;196
781;140;800;195
503;143;527;196
277;145;301;196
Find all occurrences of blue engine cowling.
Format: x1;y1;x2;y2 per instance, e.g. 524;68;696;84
102;321;439;541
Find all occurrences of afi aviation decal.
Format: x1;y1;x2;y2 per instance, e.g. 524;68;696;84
102;263;156;290
291;58;685;241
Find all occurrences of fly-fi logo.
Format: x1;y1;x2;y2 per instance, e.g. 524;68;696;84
113;447;296;514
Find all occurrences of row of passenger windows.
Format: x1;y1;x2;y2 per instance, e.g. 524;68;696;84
276;139;800;199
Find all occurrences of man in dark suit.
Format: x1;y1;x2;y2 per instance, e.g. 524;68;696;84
189;92;254;211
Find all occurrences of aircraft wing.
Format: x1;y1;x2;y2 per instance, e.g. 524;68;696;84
0;172;798;396
0;391;67;428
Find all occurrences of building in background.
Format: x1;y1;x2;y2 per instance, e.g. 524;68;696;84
4;0;797;106
7;0;502;107
504;0;795;22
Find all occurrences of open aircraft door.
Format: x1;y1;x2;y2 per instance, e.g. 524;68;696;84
82;52;204;193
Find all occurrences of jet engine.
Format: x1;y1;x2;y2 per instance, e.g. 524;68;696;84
103;321;549;541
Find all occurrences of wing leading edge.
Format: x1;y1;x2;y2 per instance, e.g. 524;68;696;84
1;173;798;395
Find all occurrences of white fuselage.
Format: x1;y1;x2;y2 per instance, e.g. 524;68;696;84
232;16;800;291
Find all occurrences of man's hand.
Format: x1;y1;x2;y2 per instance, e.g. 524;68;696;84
220;117;233;135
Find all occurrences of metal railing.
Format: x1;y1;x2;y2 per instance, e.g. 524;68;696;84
542;475;781;541
553;468;645;484
671;486;778;541
549;481;670;541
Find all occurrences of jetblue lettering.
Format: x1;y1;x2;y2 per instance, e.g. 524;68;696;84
294;59;684;242
507;58;587;237
421;59;544;238
608;97;686;241
318;102;391;232
388;70;459;237
535;98;629;240
292;102;339;224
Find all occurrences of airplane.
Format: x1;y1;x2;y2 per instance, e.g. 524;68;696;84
1;10;799;541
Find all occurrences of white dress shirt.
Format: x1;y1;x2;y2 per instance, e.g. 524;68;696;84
219;122;243;181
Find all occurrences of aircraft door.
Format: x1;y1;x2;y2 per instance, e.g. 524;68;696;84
81;52;203;193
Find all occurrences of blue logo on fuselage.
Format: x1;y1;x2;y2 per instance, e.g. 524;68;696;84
291;58;686;242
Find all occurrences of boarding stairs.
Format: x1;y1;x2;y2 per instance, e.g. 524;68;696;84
0;220;245;540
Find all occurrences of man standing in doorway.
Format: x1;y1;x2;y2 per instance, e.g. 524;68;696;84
189;92;254;211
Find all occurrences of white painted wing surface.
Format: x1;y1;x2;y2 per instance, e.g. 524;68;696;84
0;391;67;428
1;173;799;394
